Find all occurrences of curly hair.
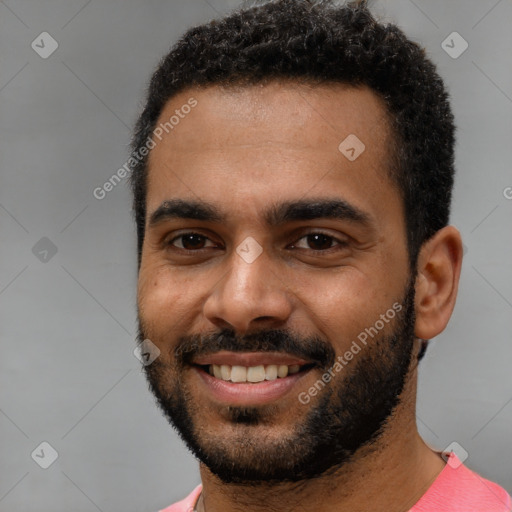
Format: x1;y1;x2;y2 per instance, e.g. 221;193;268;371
129;0;455;282
130;0;455;269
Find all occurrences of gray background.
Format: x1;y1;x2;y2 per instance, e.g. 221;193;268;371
1;0;511;510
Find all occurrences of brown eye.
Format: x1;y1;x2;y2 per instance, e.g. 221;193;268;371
305;233;334;250
169;233;215;250
291;232;348;251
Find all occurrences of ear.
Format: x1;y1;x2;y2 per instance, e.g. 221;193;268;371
414;225;463;340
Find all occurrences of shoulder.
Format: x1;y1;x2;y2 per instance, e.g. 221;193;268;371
411;453;511;512
158;484;203;512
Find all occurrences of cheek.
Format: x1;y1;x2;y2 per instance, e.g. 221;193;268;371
137;265;200;344
296;269;400;344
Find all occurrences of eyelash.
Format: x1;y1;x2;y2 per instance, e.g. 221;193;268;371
166;231;348;253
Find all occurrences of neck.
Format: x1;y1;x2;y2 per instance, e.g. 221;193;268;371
197;364;445;512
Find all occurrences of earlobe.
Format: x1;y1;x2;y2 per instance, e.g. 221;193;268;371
414;226;463;340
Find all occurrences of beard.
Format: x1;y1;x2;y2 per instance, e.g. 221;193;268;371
139;275;417;484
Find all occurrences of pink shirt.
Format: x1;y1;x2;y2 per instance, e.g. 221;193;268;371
159;453;511;512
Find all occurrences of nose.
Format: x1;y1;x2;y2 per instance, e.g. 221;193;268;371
202;241;294;334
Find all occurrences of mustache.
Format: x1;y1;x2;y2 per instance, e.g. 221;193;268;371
175;328;336;369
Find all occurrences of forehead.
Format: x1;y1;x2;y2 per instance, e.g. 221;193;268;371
145;81;400;226
150;81;392;154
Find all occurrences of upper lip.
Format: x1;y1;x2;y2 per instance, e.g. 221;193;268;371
192;351;312;367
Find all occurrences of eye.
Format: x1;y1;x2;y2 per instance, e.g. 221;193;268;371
167;232;218;251
165;231;347;254
290;232;348;251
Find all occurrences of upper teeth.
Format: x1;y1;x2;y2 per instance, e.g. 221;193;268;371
209;364;301;382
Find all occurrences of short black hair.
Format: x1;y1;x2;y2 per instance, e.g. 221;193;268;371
129;0;455;303
130;0;454;363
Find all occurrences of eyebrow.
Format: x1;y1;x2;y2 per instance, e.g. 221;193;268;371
148;197;373;229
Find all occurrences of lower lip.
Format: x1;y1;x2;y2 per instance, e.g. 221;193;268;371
194;366;312;405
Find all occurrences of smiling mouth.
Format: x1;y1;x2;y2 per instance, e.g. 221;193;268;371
191;352;318;405
195;363;316;383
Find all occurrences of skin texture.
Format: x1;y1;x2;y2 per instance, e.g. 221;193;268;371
137;82;463;512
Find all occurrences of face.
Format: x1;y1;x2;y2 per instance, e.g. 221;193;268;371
137;82;415;483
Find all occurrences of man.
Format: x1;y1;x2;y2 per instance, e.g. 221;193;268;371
129;1;511;511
